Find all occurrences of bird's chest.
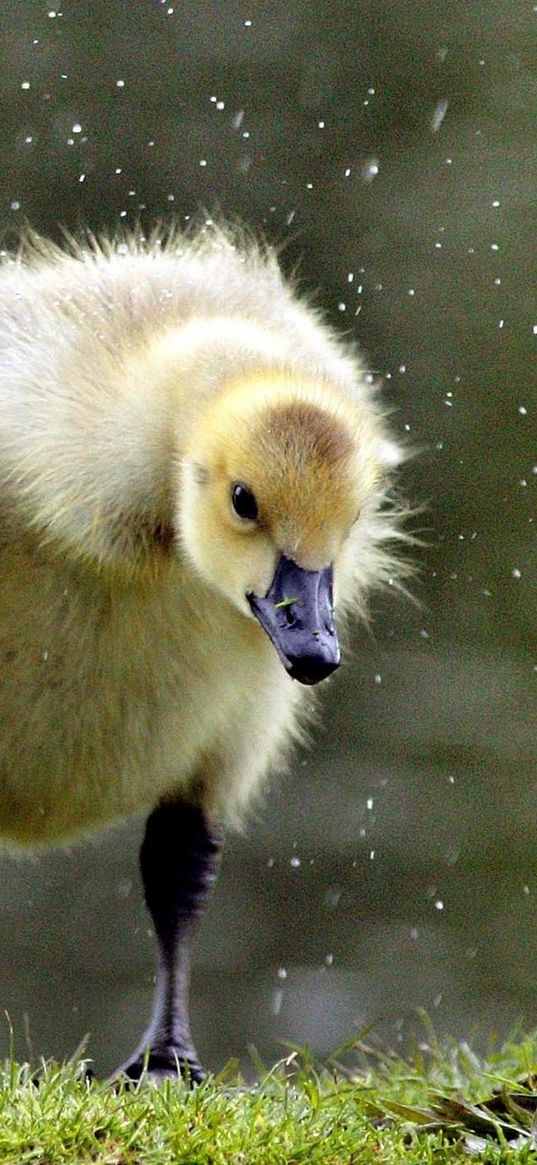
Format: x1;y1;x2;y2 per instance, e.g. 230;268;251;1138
0;555;264;842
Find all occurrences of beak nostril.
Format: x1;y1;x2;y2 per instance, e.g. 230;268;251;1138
284;605;296;627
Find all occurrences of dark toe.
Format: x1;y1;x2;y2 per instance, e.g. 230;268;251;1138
114;1050;205;1087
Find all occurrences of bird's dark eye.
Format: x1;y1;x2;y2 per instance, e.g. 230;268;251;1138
231;483;259;522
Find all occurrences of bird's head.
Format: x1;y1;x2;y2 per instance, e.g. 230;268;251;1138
178;374;393;686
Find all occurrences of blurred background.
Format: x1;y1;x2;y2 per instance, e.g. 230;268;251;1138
0;0;534;1077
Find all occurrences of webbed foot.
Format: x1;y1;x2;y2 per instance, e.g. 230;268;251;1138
114;1045;205;1086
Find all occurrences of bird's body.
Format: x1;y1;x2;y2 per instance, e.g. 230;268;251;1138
0;537;294;841
0;225;407;1077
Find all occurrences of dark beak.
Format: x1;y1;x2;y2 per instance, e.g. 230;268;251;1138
247;555;340;685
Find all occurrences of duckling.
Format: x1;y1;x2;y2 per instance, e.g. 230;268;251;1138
0;224;408;1081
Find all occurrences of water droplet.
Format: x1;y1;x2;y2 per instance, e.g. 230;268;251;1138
430;99;448;132
271;988;284;1014
361;157;379;182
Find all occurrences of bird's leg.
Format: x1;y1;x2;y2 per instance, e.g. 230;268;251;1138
117;797;223;1084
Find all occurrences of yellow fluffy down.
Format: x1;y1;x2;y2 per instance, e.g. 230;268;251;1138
0;224;409;843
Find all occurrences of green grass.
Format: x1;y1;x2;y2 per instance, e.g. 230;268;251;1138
0;1034;537;1164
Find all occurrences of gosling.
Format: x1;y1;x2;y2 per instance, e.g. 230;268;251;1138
0;224;407;1081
